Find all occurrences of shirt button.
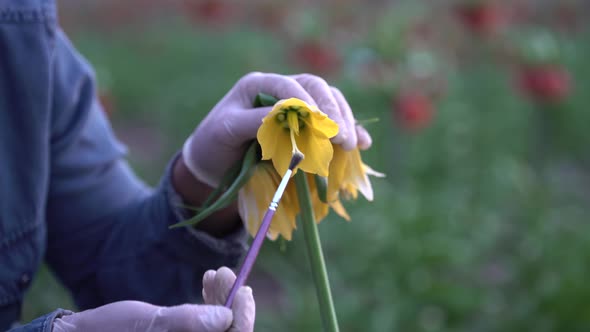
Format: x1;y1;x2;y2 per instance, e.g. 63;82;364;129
19;273;31;289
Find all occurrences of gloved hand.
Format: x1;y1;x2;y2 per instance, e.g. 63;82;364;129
182;72;373;187
52;267;255;332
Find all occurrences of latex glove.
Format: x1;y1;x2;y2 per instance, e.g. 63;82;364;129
182;72;373;187
52;267;255;332
202;267;255;332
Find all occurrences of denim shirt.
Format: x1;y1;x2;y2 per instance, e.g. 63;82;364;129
0;1;247;330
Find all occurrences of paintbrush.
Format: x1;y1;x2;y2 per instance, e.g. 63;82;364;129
224;151;305;307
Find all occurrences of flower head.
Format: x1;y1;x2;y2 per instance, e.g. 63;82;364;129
330;145;385;202
238;146;384;241
240;97;383;241
238;162;332;240
257;98;339;177
238;162;300;240
326;145;385;220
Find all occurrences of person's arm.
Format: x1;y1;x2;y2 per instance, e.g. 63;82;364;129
45;30;247;310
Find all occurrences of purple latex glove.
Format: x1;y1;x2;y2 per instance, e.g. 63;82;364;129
52;267;254;332
182;72;373;187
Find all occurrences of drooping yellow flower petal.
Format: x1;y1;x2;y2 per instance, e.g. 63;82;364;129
327;145;385;214
303;106;339;139
238;162;345;241
238;162;299;240
326;143;348;202
257;98;338;177
294;128;334;177
329;199;350;221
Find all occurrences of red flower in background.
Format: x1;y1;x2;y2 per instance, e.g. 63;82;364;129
455;2;505;35
183;0;232;25
293;40;341;75
517;65;571;104
254;3;288;30
393;92;434;131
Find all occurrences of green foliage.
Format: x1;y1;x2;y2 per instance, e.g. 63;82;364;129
170;141;258;229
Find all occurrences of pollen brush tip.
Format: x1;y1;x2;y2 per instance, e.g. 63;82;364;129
289;151;305;170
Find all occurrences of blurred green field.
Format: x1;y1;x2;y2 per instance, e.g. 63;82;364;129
22;1;590;331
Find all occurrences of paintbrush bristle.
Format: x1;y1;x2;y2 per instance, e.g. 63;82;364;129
289;151;305;170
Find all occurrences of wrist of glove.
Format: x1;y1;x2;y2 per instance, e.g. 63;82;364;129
182;72;373;188
52;267;254;332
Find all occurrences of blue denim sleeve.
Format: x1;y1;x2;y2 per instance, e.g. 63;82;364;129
8;309;72;332
44;30;247;310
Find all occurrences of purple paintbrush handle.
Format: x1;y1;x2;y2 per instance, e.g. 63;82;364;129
225;207;276;307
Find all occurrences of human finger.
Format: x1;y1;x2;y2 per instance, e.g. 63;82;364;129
204;267;236;305
291;74;352;148
228;72;317;142
202;269;217;304
237;72;315;106
356;124;373;150
156;304;232;332
228;106;274;143
228;287;255;332
329;86;358;150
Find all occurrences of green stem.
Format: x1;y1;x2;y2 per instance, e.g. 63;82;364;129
294;172;340;332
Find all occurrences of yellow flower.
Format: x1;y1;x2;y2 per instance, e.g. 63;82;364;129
326;145;385;220
257;98;339;177
238;146;384;241
238;162;330;240
238;162;299;240
241;97;383;241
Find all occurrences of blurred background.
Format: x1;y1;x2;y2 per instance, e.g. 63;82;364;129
23;0;590;331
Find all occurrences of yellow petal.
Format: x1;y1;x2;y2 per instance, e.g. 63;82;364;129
307;106;339;139
237;190;260;238
327;145;348;201
238;162;299;241
347;149;385;202
257;109;289;159
327;145;385;204
238;164;274;238
330;199;351;221
257;98;339;177
345;148;374;200
341;183;358;200
271;144;296;178
295;128;334;177
269;171;300;240
257;115;293;177
363;163;386;178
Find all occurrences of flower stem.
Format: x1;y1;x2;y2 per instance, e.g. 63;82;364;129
294;172;340;332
